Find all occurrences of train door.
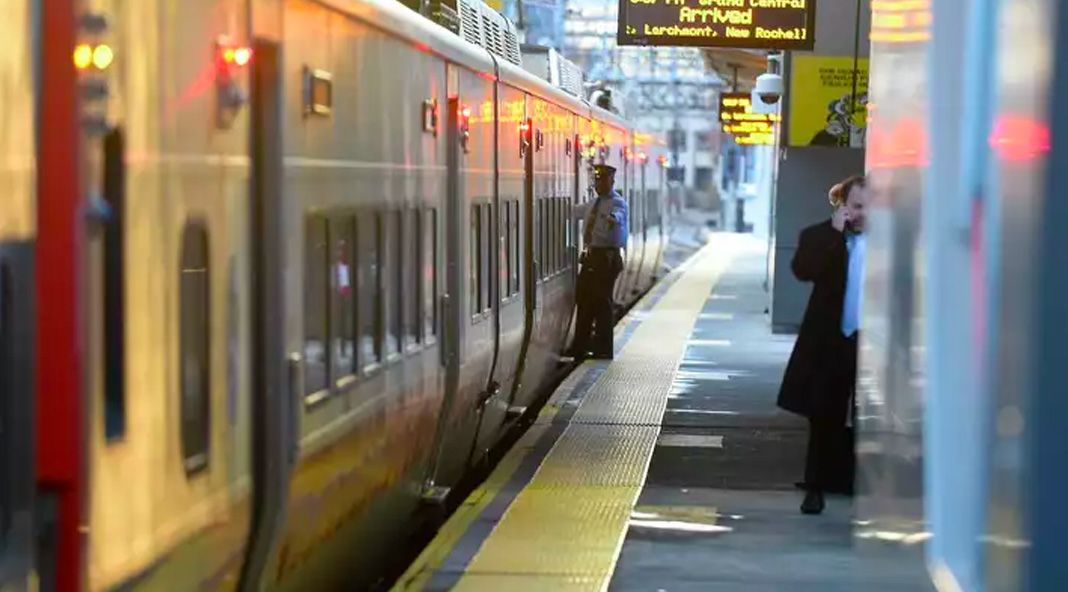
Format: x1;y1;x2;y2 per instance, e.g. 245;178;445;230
423;65;492;494
461;71;506;468
0;1;37;588
467;77;509;464
76;2;258;590
506;97;542;410
488;83;527;423
240;37;297;592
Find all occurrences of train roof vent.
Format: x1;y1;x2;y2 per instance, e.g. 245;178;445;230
457;0;522;66
555;52;584;97
457;0;482;46
519;45;585;97
503;27;521;64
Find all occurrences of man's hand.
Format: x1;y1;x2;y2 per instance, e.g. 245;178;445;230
831;205;850;233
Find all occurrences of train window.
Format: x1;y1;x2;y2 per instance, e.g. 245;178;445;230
535;200;544;279
635;191;642;233
548;199;554;275
512;202;520;293
180;221;211;475
547;199;555;274
387;211;403;356
0;262;10;533
559;199;566;270
559;197;568;271
547;199;554;275
538;200;546;277
630;191;638;233
358;214;382;367
564;201;572;267
480;204;490;311
541;201;548;278
498;203;506;300
303;215;330;396
424;208;437;338
504;201;513;297
330;216;356;377
551;196;559;273
470;205;481;315
564;201;569;265
408;209;421;346
531;201;538;280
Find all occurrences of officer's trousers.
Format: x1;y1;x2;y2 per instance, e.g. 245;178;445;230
571;247;623;358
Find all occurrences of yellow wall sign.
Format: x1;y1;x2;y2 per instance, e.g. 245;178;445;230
788;55;869;148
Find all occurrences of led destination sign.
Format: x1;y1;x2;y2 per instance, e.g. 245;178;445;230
719;92;777;145
617;0;815;50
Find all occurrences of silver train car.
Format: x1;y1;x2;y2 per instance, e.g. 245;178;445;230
0;0;673;590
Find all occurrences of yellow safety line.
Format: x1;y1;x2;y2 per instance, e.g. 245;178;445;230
393;238;711;591
391;364;594;592
451;238;739;591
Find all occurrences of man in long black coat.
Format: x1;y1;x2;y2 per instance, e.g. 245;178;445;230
778;175;869;515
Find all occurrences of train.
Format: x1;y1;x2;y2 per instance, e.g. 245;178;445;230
0;0;678;591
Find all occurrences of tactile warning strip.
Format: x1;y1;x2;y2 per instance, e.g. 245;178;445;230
451;238;739;591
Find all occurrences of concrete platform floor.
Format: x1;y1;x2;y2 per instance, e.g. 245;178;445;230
609;237;934;592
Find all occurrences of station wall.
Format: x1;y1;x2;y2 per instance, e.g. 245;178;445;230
769;0;871;333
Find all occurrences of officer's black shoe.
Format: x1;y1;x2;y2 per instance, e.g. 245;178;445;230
591;351;614;361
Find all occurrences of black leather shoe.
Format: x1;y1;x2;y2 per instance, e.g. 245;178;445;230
801;490;825;515
591;352;614;360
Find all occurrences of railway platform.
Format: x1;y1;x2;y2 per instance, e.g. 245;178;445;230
392;234;934;592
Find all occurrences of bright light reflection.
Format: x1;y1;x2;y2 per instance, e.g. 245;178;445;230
855;529;932;545
687;339;731;347
629;519;734;534
667;409;740;416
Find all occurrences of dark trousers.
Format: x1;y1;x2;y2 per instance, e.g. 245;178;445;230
571;248;623;357
804;418;856;495
803;332;858;495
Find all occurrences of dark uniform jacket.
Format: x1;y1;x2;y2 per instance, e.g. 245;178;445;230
777;219;855;421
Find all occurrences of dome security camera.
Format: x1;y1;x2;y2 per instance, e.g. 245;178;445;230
753;72;783;105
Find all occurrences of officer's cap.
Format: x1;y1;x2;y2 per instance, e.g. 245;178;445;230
593;164;617;179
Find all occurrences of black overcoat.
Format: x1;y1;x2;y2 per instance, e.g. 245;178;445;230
777;219;855;421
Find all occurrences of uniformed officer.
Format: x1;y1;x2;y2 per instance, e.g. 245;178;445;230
568;164;628;360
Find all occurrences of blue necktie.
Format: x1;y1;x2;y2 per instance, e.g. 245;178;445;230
841;234;864;337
